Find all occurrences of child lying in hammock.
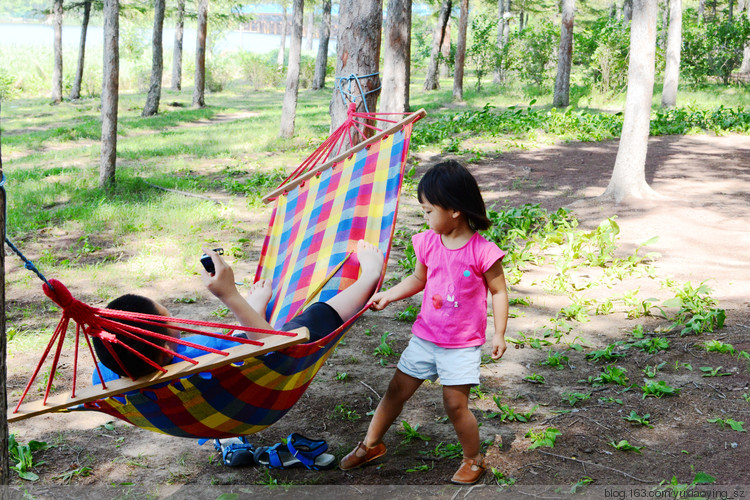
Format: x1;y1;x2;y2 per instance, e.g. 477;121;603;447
92;240;384;381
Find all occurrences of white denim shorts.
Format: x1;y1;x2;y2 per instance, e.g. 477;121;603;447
397;335;481;386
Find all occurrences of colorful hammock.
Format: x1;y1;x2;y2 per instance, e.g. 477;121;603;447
9;108;425;439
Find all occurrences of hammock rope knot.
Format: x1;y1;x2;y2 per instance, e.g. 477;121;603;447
43;278;98;326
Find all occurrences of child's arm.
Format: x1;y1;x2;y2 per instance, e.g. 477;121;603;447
200;248;265;340
485;259;509;360
370;261;427;310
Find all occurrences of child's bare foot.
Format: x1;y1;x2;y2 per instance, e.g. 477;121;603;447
356;240;384;280
246;279;272;314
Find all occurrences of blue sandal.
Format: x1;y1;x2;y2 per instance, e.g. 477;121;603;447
254;433;336;470
215;437;256;467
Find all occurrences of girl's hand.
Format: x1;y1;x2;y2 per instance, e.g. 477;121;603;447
200;248;239;301
369;291;392;310
491;334;507;360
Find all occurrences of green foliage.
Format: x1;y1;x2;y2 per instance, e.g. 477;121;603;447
524;373;546;384
659;471;716;495
622;410;654;428
489;396;537;422
699;366;730;377
586;342;628;363
395;305;419;322
641;380;681;399
525;428;561;450
575;16;630;93
681;11;750;85
424;442;463;460
398;421;431;444
631;337;670;354
703;339;736;355
492;468;517;487
662;281;726;335
468;14;500;91
587;365;629;386
505;20;558;88
541;350;570;370
609;439;644;453
643;362;667;378
707;417;746;432
561;391;591;407
8;434;51;481
332;404;360;421
373;332;395;357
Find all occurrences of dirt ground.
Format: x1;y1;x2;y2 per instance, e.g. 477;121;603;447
5;133;750;497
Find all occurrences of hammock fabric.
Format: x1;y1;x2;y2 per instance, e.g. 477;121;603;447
10;108;424;439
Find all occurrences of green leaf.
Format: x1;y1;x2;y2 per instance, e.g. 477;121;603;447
692;472;716;485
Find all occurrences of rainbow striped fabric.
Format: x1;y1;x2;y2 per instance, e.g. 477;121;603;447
79;120;416;438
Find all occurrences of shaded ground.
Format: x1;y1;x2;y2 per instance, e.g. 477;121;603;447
6;133;750;496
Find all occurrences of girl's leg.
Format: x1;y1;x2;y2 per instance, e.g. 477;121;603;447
443;384;481;461
364;369;423;447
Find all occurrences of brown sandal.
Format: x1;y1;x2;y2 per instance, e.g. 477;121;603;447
339;441;387;470
450;456;486;485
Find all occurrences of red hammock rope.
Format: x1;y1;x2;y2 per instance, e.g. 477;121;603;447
13;279;296;413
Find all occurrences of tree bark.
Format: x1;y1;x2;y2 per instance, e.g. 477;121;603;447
740;4;750;73
494;0;508;83
661;0;681;107
143;0;166;116
52;0;63;103
602;0;659;203
0;102;8;488
553;0;575;107
279;0;304;138
193;0;208;108
660;0;669;49
278;5;287;68
381;0;412;114
70;0;91;100
100;0;119;189
312;0;331;89
424;0;452;90
440;21;451;78
305;5;314;51
172;0;185;91
329;0;383;134
452;0;469;101
623;0;633;22
698;0;704;22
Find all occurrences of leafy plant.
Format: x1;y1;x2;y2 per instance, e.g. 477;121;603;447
561;391;591;407
395;305;419;322
332;404;360;421
609;439;643;453
659;471;716;495
570;476;594;493
586;342;628;363
525;428;561;450
662;281;726;335
334;372;349;382
424;442;463;459
492;468;517;486
524;373;546;384
588;365;629;386
373;332;395;357
641;380;681;399
702;340;736;355
541;350;570;370
643;362;667;378
632;336;670;354
622;410;654;428
8;434;51;481
398;421;431;444
707;417;746;432
700;366;731;377
490;396;538;422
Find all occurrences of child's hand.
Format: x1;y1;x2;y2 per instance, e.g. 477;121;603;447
369;291;392;310
200;248;239;301
491;334;507;360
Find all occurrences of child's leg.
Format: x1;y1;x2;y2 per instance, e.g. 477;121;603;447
363;369;423;446
325;240;383;323
443;384;481;461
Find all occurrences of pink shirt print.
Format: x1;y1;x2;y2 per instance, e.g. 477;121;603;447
411;230;505;348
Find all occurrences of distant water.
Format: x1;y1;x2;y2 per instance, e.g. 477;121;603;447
0;22;334;54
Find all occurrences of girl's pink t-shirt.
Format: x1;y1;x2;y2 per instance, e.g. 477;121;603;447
411;230;505;348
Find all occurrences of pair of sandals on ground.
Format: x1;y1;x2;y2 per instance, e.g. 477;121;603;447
215;433;336;470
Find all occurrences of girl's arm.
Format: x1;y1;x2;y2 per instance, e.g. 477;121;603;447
485;259;509;360
370;261;427;310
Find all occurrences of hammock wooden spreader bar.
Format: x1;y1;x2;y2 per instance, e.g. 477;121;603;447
8;326;309;422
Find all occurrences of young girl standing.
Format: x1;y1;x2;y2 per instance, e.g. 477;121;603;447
340;160;509;485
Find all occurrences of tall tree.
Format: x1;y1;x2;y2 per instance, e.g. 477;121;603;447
440;20;452;77
52;0;64;103
601;0;659;203
70;0;91;100
0;102;8;488
278;3;288;68
172;0;185;90
312;0;331;89
740;3;750;73
100;0;119;189
305;3;314;50
381;0;412;113
661;0;681;107
424;0;452;90
453;0;469;101
279;0;304;137
143;0;166;116
330;0;383;133
193;0;208;108
494;0;510;83
553;0;575;107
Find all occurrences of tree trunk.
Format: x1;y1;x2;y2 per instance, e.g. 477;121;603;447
660;0;669;49
100;0;119;189
661;0;681;107
729;0;734;20
278;5;287;68
329;0;383;134
602;0;659;203
424;0;452;90
305;5;314;51
193;0;208;108
553;0;575;107
172;0;185;91
0;102;8;488
698;0;704;22
143;0;166;116
279;0;304;138
493;0;507;83
312;0;331;90
70;0;91;100
452;0;469;101
623;0;633;22
440;21;451;78
52;0;63;103
740;4;750;73
381;0;412;114
519;8;525;30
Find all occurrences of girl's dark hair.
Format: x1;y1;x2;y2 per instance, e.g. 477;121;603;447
417;160;492;231
92;294;169;378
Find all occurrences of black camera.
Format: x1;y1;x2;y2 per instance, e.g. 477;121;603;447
200;248;224;274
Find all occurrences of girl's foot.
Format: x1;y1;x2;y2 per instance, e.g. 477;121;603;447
356;240;384;281
246;279;272;314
